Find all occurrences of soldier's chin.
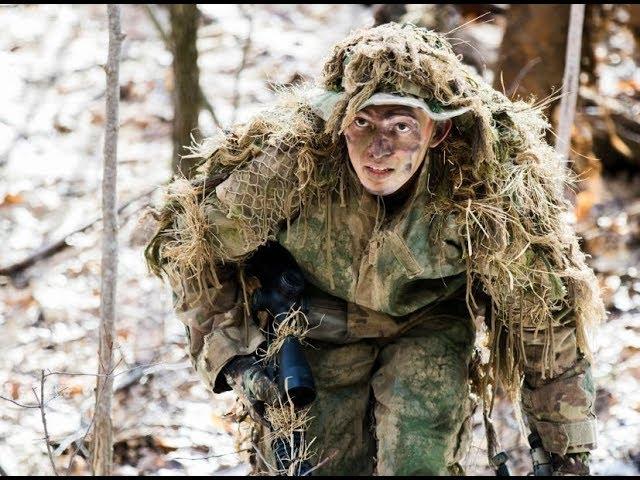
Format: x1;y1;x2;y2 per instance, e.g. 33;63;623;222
362;181;402;197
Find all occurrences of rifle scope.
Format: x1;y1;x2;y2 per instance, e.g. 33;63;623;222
251;267;316;408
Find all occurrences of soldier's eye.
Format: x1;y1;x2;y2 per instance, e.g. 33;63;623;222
395;122;410;132
354;118;369;128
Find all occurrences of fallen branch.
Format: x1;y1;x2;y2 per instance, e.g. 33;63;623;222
0;187;158;277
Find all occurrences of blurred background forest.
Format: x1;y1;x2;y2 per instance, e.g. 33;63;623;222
1;4;639;476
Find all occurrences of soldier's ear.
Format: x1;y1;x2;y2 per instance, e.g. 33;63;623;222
429;119;452;148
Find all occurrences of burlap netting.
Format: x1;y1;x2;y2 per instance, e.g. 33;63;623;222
146;23;604;400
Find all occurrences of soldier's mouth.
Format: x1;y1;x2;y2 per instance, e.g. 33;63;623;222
364;165;394;177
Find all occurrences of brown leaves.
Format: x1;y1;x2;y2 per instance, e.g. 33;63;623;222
0;193;25;207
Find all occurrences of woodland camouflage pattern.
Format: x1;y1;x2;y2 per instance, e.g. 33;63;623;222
147;23;603;473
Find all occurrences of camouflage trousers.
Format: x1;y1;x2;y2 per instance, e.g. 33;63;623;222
253;306;477;476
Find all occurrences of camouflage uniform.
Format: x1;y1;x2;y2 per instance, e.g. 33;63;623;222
171;152;597;474
150;23;604;476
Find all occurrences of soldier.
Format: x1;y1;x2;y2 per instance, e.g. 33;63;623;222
147;24;603;475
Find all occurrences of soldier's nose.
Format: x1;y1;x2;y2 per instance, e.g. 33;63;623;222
368;135;393;160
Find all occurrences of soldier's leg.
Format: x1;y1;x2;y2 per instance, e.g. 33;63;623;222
251;340;379;475
371;313;476;475
303;341;379;475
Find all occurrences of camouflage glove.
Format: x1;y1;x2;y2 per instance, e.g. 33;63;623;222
551;452;590;476
222;355;280;424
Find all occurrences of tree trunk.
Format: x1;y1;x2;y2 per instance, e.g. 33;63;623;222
496;5;606;106
495;5;571;107
169;4;201;178
372;4;407;26
92;4;123;476
555;5;585;165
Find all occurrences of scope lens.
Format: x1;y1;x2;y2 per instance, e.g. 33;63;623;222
279;270;304;298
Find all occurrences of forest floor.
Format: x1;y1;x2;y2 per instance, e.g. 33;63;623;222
1;4;639;476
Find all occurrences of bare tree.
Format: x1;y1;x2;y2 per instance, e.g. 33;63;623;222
91;4;123;475
168;4;201;178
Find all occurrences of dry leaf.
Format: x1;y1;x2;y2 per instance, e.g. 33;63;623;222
0;193;25;207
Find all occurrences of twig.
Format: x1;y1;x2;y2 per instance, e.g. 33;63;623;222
142;4;169;45
66;431;90;475
0;396;41;409
303;451;337;475
1;382;68;409
445;12;491;36
143;4;221;128
6;358;218;475
67;342;128;475
0;377;76;474
0;187;158;277
12;360;187;382
5;359;192;470
66;397;100;475
122;422;222;435
172;447;251;461
60;357;128;475
0;380;68;408
199;87;222;128
506;57;542;98
231;5;254;125
250;441;279;474
36;370;59;476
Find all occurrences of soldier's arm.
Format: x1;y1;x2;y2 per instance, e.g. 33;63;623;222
519;310;597;459
153;174;269;393
168;262;265;393
166;185;267;393
450;222;596;460
151;149;300;392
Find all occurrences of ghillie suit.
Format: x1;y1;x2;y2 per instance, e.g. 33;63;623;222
147;23;604;474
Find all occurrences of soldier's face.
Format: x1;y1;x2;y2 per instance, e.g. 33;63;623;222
344;105;450;196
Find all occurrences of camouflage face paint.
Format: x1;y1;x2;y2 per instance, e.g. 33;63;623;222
344;105;435;196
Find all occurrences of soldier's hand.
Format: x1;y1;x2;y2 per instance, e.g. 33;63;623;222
222;355;280;424
551;452;590;476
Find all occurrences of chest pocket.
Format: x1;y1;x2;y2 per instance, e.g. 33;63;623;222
385;230;424;279
353;213;467;316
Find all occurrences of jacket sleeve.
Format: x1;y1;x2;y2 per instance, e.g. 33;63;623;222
519;308;598;456
152;148;301;393
159;173;270;394
169;261;265;394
